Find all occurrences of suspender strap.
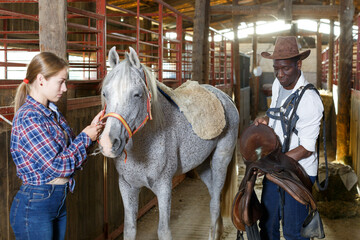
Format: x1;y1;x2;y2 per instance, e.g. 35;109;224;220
266;84;317;153
266;83;329;191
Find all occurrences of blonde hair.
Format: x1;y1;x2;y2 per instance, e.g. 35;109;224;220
14;52;68;112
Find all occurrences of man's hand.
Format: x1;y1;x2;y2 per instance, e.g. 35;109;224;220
254;116;269;126
285;145;312;162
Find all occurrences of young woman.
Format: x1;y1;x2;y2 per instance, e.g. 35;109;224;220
10;52;104;239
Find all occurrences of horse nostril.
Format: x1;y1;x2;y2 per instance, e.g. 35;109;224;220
112;137;121;151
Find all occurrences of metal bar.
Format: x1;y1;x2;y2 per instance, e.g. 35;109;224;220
107;33;136;42
138;40;158;47
68;22;100;33
106;4;136;16
151;0;192;22
0;0;37;2
68;6;105;20
1;30;38;34
0;39;38;43
158;4;163;82
210;31;215;86
0;62;27;67
68;42;100;49
107;19;136;29
136;0;140;54
176;15;182;85
96;0;106;80
224;39;227;86
0;7;38;21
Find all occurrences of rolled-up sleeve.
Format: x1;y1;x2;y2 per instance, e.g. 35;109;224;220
295;90;324;152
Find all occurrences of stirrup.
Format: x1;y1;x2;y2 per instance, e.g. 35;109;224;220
300;210;325;239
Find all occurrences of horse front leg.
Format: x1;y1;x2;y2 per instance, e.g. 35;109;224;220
118;176;140;240
153;180;172;240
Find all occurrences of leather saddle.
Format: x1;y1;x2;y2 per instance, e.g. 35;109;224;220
231;124;324;239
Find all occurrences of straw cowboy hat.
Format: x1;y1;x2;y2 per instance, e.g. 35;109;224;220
261;36;311;60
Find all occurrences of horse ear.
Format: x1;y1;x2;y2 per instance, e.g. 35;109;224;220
108;46;120;69
128;47;141;69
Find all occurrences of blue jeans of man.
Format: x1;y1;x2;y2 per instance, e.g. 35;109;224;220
259;176;316;240
10;184;68;240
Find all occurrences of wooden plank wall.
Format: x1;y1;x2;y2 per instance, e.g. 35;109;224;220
350;90;360;181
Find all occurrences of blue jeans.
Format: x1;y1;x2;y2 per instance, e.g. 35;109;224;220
259;176;316;240
10;184;68;240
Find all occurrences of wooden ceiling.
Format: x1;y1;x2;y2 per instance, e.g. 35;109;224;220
107;0;360;31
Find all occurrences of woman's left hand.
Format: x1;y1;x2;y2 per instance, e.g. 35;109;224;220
91;110;105;126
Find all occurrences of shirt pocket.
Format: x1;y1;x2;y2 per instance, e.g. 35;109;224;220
48;125;67;148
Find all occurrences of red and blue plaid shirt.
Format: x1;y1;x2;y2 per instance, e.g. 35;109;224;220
10;95;92;191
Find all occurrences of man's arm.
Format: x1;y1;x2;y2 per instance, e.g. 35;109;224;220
285;145;312;161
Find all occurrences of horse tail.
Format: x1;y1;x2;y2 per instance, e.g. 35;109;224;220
221;146;238;218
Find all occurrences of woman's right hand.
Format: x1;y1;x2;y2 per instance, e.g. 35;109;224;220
82;123;104;141
82;110;106;141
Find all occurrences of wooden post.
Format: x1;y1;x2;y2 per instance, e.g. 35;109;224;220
251;23;258;119
316;21;322;89
232;2;241;135
38;0;67;115
192;0;210;84
328;19;334;92
336;0;354;162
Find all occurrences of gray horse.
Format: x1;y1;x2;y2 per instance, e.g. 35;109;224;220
98;47;239;240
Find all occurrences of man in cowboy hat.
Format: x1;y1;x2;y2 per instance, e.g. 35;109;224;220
254;36;324;240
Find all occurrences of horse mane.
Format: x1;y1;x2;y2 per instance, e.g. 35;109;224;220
141;63;164;128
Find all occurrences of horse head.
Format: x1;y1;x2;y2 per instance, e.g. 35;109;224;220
98;46;154;158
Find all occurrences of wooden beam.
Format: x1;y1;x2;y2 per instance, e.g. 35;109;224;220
316;21;322;88
251;23;258;120
232;1;241;135
210;4;338;19
191;0;210;84
336;0;354;162
328;19;334;92
38;0;67;115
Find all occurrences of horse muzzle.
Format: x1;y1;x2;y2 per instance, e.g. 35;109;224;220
98;131;126;158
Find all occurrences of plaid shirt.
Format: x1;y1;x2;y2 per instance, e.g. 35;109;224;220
10;95;92;191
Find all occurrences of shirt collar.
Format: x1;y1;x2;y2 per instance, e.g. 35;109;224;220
25;95;55;118
291;71;307;93
274;71;308;94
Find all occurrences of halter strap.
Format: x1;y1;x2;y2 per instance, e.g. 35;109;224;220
99;71;152;162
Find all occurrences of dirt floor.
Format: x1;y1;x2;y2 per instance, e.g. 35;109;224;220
119;176;360;240
117;139;360;240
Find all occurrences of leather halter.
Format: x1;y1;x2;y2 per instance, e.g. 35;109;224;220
99;71;152;161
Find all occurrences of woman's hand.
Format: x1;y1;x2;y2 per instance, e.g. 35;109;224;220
82;110;105;141
91;110;105;125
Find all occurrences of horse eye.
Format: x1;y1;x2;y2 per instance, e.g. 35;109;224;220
102;92;106;97
134;92;142;98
